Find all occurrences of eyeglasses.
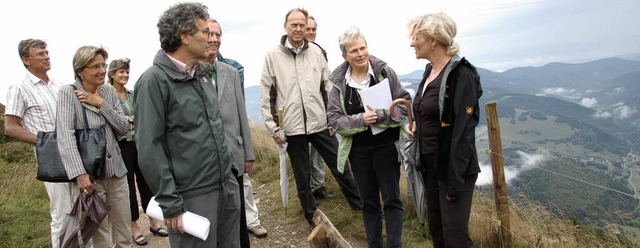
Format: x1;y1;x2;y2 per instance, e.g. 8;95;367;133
85;63;107;71
198;29;221;38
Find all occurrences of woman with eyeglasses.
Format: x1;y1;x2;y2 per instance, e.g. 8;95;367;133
108;58;169;246
56;46;132;247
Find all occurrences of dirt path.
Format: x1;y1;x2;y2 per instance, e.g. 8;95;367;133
132;180;361;247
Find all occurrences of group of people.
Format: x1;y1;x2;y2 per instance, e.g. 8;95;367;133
259;7;483;248
5;2;482;248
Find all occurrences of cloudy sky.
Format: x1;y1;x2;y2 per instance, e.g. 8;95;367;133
1;0;639;104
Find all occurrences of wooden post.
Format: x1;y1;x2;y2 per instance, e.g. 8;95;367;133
307;209;352;248
485;102;511;245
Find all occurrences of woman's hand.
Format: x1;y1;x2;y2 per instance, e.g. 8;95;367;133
75;90;104;108
405;121;416;140
76;173;95;194
363;105;378;126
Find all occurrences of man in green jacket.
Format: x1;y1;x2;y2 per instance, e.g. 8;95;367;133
133;3;240;247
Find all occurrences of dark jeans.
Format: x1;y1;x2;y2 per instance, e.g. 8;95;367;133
350;141;403;248
422;154;477;248
286;129;362;225
119;140;154;221
237;175;250;248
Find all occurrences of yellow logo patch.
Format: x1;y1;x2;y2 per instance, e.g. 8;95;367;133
466;106;473;115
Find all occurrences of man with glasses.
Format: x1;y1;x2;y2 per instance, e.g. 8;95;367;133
134;3;240;247
4;39;72;248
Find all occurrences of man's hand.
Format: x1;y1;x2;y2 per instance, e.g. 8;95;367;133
244;161;254;174
165;214;185;233
328;127;336;136
363;105;378;126
273;132;287;147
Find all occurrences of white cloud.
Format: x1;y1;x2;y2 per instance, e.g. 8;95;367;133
477;149;551;186
613;105;636;120
593;110;612;119
580;97;598;108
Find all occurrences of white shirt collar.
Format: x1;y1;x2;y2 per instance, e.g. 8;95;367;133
346;62;374;91
285;38;305;54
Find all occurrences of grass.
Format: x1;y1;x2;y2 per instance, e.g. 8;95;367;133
1;122;638;247
0;142;51;248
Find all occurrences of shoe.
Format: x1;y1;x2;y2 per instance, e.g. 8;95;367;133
313;187;334;200
248;225;268;238
132;234;148;246
150;226;169;237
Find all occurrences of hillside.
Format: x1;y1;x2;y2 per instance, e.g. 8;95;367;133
1;119;638;247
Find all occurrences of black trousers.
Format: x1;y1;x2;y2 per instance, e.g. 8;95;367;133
237;174;250;248
286;129;362;224
119;140;154;221
422;154;477;248
349;141;403;248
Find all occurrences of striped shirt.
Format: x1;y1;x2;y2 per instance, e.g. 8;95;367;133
5;72;61;134
56;81;129;179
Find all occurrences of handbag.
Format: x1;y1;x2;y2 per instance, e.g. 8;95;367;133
35;131;69;182
36;87;107;182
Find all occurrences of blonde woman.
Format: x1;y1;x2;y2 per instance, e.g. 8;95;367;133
406;13;483;248
56;46;131;247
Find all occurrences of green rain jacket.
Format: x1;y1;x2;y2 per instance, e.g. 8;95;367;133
133;50;233;218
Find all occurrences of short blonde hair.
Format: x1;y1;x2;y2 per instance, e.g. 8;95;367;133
408;13;460;56
72;46;108;81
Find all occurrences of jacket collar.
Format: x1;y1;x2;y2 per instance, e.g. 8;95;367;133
152;49;213;83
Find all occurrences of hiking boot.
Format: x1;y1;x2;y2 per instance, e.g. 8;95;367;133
248;225;268;238
312;187;334;200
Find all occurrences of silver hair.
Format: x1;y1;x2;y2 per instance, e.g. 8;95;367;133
18;39;47;68
338;26;367;55
157;2;210;53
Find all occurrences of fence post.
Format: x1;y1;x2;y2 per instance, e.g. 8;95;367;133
485;102;511;245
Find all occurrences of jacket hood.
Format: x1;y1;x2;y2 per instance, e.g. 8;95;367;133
152;49;213;82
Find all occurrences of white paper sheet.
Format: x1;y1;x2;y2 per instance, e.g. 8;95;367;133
359;78;392;135
147;197;210;240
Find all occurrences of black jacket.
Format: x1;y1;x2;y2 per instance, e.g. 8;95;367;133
413;55;483;197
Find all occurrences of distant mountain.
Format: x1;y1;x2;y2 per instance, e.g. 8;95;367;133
501;57;640;91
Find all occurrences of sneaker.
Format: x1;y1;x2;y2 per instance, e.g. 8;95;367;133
248;225;268;238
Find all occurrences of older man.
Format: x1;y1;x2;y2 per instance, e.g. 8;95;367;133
202;18;267;247
4;39;72;248
133;3;240;247
260;8;362;230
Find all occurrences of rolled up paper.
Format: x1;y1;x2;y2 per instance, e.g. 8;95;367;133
147;197;210;240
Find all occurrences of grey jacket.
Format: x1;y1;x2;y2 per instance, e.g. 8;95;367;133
214;60;255;176
327;55;411;172
134;50;233;218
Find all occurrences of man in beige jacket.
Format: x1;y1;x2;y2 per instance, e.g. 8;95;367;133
260;8;362;230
